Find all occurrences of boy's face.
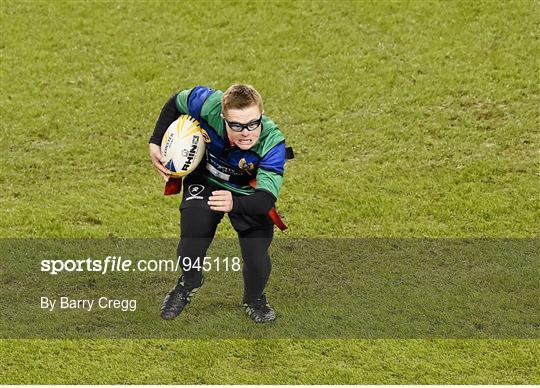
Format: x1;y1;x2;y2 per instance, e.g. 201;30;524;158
222;104;263;150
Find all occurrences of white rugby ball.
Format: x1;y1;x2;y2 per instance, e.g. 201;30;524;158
161;115;206;177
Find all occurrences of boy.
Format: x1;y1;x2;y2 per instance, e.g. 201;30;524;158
149;84;289;323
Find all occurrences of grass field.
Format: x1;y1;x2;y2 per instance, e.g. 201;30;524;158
1;0;539;384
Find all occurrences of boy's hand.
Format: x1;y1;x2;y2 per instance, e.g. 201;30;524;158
208;190;233;212
149;143;171;182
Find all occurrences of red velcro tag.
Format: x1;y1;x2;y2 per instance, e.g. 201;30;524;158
164;177;183;196
268;207;288;231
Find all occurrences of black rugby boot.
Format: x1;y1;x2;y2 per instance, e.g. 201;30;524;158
242;294;276;323
160;276;203;320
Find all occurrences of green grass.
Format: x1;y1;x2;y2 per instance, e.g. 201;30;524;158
1;0;539;384
1;340;538;384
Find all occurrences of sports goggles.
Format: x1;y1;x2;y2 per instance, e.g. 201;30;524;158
222;115;262;132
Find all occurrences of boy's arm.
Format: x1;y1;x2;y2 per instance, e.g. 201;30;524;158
231;190;276;215
149;93;181;145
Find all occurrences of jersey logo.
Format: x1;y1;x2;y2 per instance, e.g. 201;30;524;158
200;129;211;143
186;184;205;201
238;158;255;175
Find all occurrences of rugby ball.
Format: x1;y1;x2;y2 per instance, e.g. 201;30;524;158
161;115;206;177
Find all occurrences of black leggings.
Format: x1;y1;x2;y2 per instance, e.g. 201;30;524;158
177;207;274;302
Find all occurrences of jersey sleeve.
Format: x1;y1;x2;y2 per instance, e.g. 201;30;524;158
175;86;225;137
256;142;286;199
175;89;192;114
255;169;284;200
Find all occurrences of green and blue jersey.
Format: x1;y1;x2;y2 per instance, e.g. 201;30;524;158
175;86;286;199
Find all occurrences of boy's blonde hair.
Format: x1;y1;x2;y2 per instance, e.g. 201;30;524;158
222;84;263;113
